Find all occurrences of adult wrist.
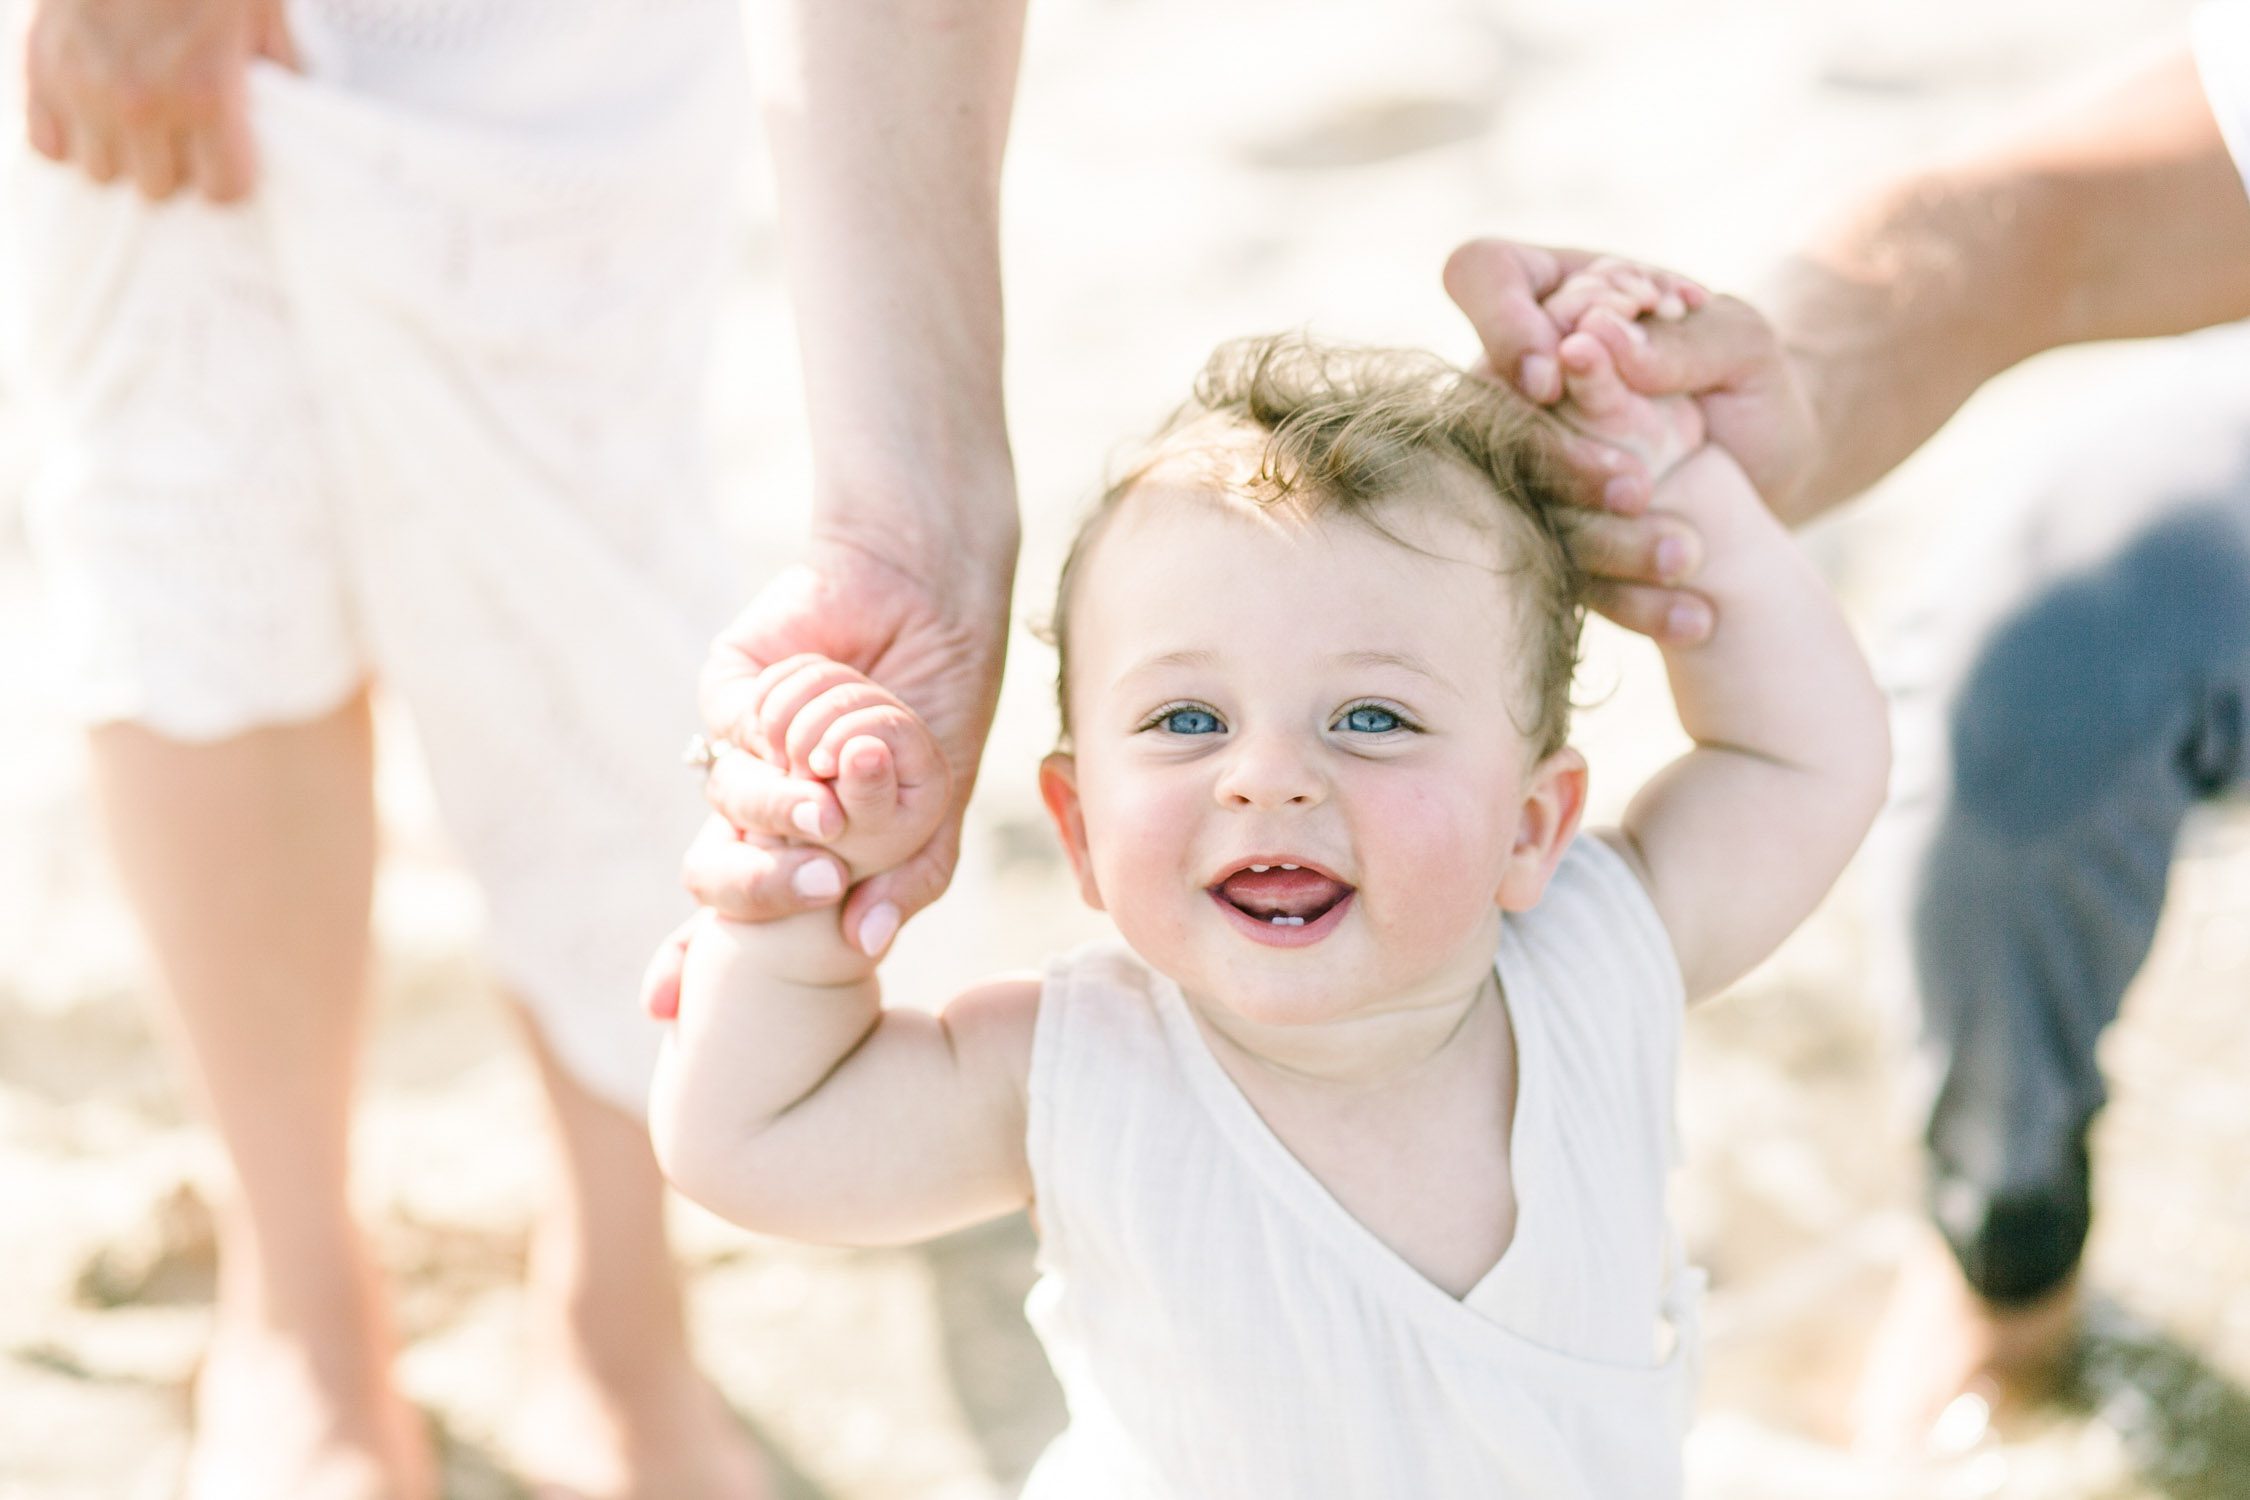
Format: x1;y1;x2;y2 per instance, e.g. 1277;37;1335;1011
810;466;1022;598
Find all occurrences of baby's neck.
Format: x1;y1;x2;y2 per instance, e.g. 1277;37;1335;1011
1188;970;1503;1096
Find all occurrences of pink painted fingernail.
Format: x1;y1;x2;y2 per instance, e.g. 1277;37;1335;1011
1603;475;1639;512
793;861;843;900
1668;601;1710;640
857;902;901;957
792;802;827;839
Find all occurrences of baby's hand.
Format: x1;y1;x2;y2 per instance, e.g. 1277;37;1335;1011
1540;254;1705;333
1543;260;1706;481
739;653;952;883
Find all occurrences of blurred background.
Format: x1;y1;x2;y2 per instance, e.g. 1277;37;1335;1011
6;0;2250;1495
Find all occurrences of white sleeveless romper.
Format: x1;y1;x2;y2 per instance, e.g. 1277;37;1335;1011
0;1;750;1110
1022;836;1704;1499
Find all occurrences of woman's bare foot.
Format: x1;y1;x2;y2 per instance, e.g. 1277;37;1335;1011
1850;1227;2081;1457
182;1242;434;1500
507;1296;771;1500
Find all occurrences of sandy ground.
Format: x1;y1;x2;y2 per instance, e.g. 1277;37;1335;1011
6;0;2250;1495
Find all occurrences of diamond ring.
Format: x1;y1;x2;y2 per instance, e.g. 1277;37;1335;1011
682;734;729;774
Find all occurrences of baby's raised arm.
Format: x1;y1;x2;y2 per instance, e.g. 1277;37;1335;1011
1548;276;1891;1001
648;659;1038;1246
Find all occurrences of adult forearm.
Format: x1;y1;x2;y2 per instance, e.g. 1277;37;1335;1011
758;0;1028;568
1767;47;2250;524
1757;171;2060;523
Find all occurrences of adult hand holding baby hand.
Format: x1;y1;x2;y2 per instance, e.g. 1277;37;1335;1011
647;650;953;1017
644;534;1006;1019
722;651;953;883
1444;237;1822;644
26;0;296;202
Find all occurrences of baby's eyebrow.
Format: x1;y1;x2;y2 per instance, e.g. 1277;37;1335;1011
1114;647;1462;696
1334;649;1459;694
1116;648;1219;685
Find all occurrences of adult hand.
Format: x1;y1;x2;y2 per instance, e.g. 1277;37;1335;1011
644;531;1012;1019
1443;237;1821;643
25;0;296;203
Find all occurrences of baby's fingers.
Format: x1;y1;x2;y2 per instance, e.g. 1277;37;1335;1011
809;701;946;797
1557;328;1636;424
748;655;868;772
1544;272;1650;333
642;914;701;1021
834;735;900;831
1545;259;1708;332
1641;267;1707;321
786;680;912;778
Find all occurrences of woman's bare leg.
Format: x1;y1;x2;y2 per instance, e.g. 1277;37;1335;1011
89;689;434;1500
509;1015;770;1500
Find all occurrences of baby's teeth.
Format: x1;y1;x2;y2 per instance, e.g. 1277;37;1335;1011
1269;915;1305;927
1249;864;1271;872
1279;863;1299;870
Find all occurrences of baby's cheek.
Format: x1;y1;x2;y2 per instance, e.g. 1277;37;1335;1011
1358;783;1511;936
1082;779;1203;944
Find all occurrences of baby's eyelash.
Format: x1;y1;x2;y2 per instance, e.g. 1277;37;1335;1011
1135;700;1225;734
1336;700;1424;734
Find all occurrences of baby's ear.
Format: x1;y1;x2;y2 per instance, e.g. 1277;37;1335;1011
1495;746;1587;912
1038;752;1105;911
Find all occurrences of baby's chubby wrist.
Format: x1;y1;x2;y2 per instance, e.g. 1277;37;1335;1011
694;907;881;995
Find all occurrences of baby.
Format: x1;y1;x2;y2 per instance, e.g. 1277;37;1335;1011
650;266;1890;1498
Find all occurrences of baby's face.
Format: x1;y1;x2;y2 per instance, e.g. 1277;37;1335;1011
1041;469;1583;1029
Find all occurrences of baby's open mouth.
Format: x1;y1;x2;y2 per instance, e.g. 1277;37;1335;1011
1211;863;1355;928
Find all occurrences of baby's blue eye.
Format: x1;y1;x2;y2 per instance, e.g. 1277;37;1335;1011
1340;705;1402;734
1160;706;1223;735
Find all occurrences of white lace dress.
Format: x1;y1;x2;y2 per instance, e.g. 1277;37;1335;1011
0;1;752;1110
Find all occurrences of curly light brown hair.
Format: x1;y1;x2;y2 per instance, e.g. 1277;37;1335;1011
1048;332;1588;756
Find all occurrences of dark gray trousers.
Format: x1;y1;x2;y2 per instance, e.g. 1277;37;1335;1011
1880;331;2250;1304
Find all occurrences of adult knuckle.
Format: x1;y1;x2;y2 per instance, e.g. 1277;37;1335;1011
1584;527;1633;574
1568;516;1627;569
705;760;766;820
111;83;165;123
176;79;226;119
46;48;100;95
1592;583;1657;633
202;169;252;205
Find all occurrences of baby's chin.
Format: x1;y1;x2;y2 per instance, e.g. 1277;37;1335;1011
1145;927;1502;1034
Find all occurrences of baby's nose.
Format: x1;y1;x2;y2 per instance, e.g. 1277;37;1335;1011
1213;734;1328;810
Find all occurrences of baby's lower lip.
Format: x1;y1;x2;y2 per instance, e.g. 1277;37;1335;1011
1207;889;1354;948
